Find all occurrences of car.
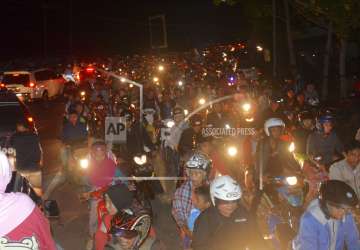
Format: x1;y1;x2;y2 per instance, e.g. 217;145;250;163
1;68;65;102
0;91;36;151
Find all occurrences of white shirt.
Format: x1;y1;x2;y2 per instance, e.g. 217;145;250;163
329;159;360;198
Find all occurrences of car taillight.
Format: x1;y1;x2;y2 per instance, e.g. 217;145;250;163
0;83;5;88
29;82;35;88
86;67;94;73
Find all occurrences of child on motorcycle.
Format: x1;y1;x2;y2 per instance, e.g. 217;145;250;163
94;184;135;250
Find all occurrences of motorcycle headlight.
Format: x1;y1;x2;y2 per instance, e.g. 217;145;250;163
225;124;231;129
166;120;175;128
198;98;206;105
79;158;89;169
134;155;147;165
184;109;189;116
245;117;254;122
285;176;298;186
227;146;238;157
242;103;251;112
289;142;295;153
80;91;86;96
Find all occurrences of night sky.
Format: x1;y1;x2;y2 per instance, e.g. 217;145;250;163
1;0;248;60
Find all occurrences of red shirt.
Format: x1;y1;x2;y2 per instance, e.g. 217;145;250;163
3;207;56;250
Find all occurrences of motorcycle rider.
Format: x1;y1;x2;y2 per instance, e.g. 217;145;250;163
292;180;360;250
329;140;360;197
293;110;315;154
10;119;42;196
250;118;298;210
172;152;212;249
303;83;319;106
261;94;286;124
192;175;265;250
206;103;225;128
164;107;188;176
81;141;117;250
306;111;344;169
0;152;57;249
178;114;204;157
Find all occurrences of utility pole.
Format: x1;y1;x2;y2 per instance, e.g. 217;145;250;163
272;0;277;79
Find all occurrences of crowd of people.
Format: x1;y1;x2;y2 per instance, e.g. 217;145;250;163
1;42;360;250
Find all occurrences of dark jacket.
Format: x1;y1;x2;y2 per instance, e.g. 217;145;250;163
192;205;265;250
10;132;41;170
306;131;344;166
293;127;313;154
61;121;88;145
126;122;155;158
178;127;202;156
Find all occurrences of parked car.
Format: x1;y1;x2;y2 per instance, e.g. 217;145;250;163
0;91;37;152
1;68;65;102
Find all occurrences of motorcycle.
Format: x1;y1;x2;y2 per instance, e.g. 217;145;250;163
89;185;152;249
131;153;163;202
257;174;305;250
66;142;90;186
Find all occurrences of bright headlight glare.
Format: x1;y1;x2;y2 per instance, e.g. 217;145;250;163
80;91;86;96
80;159;89;169
225;124;231;129
289;142;295;153
166;121;175;128
178;81;183;86
242;103;251;112
285;176;298;186
227;146;238;157
199;98;206;105
184;109;189;116
245;117;254;122
134;155;147;165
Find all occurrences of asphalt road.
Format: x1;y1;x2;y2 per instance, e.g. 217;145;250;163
28;99;181;250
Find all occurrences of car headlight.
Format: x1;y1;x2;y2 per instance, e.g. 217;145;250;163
242;103;251;112
227;146;238;157
285;176;298;186
166;120;175;128
289;142;295;153
134;155;147;165
79;159;89;169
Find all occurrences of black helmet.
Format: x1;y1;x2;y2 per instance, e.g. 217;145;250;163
319;180;358;209
173;107;184;116
190;114;203;126
298;110;314;122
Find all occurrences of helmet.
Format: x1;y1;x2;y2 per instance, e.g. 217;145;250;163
190;114;203;126
319;180;358;209
210;175;242;205
318;115;334;124
264;118;285;136
173;107;184;116
298;110;314;122
186;152;212;174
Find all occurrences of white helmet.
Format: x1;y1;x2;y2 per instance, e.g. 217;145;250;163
264;118;285;136
210;175;242;205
